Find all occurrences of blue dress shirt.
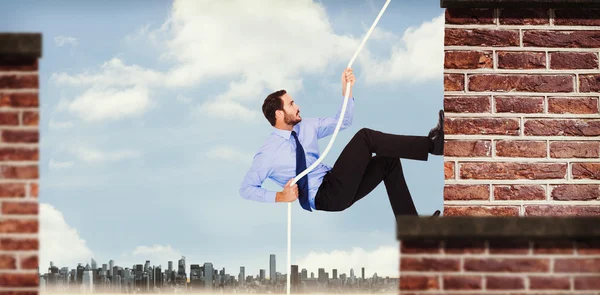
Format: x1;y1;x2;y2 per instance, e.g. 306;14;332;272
239;96;355;210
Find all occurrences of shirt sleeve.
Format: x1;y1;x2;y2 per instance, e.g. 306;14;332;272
239;151;277;203
315;96;355;139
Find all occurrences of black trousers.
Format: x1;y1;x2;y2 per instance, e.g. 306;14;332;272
314;128;431;216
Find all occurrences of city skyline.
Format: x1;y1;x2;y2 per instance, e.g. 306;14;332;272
40;253;397;294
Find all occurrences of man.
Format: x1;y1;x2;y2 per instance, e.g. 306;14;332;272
239;68;443;217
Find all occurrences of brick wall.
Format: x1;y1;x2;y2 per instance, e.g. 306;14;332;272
399;238;600;294
0;33;41;294
443;7;600;216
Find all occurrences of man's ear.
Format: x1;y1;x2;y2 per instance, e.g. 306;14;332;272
275;109;283;120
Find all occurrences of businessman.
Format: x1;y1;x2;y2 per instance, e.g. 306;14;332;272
239;68;443;217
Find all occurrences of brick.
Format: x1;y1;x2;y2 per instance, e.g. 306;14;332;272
20;255;37;269
0;92;38;107
21;111;38;126
576;239;600;255
524;30;600;48
0;58;38;71
574;276;600;290
551;184;600;201
443;276;482;290
29;183;37;198
0;183;26;198
548;97;599;114
0;292;38;295
485;276;525;290
446;118;520;135
460;162;566;180
444;140;491;157
465;258;549;272
401;257;460;271
498;8;549;25
444;240;486;254
494;185;546;201
445;51;493;69
530;276;571;290
445;28;520;47
572;163;600;180
0;273;38;287
0;148;38;161
0;238;38;250
554;9;600;26
550;52;599;70
444;184;489;201
555;258;600;273
495;140;546;158
399;275;439;290
444;95;490;113
0;75;38;89
400;240;442;254
445;74;464;91
444;206;520;216
524;119;600;136
468;74;574;92
497;51;546;69
551;141;600;158
0;112;19;125
0;219;37;233
445;8;494;24
579;74;600;92
0;165;38;179
2;201;38;215
0;254;16;269
444;161;455;179
525;205;600;216
1;130;38;143
533;240;575;254
489;239;530;254
495;96;544;113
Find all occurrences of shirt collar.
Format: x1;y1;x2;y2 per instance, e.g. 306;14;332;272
272;126;298;140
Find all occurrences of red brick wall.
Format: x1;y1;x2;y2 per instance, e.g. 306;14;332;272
399;238;600;294
0;53;40;293
443;7;600;216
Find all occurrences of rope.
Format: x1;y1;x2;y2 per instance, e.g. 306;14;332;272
286;1;392;294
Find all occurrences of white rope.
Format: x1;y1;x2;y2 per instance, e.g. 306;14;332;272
286;1;392;294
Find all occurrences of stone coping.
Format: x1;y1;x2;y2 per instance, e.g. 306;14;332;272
441;0;600;8
0;33;42;59
396;216;600;240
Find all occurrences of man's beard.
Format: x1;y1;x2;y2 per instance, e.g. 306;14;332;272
284;111;301;125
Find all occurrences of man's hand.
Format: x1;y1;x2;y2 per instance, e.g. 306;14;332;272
276;178;298;202
341;68;355;97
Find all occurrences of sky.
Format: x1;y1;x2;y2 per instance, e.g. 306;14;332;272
0;0;445;279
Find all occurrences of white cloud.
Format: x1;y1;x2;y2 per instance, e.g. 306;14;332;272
197;100;260;122
49;159;74;169
64;86;153;122
39;203;94;271
295;245;399;278
66;146;142;163
49;119;73;130
119;244;183;268
54;36;77;47
51;1;443;122
361;13;444;84
206;145;254;164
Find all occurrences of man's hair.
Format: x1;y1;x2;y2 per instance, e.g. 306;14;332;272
262;89;286;126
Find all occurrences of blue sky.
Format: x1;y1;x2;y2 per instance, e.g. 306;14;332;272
1;0;445;279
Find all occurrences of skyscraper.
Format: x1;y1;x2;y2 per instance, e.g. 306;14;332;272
333;269;337;280
269;254;276;284
109;260;114;277
291;265;299;288
204;263;213;291
82;264;93;293
239;267;245;286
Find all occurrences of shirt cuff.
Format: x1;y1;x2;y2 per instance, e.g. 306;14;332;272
265;191;277;203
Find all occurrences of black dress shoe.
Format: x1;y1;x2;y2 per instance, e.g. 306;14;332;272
428;110;444;156
431;210;441;217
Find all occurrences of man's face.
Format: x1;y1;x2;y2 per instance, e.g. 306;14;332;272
279;93;301;125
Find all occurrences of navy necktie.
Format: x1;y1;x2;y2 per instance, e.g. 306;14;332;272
291;131;312;212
